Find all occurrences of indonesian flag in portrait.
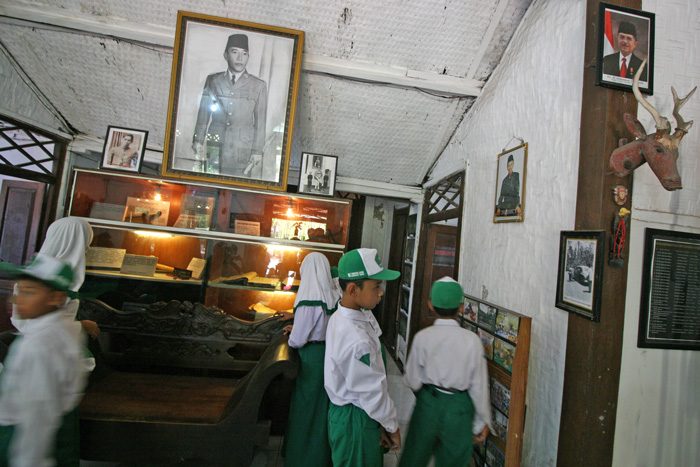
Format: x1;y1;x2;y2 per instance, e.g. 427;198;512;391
603;9;615;56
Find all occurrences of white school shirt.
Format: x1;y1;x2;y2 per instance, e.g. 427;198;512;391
403;318;492;434
287;305;329;348
324;304;398;433
0;304;90;467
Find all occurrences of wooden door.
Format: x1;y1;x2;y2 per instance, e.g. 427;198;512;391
415;223;458;332
381;206;408;358
0;180;45;264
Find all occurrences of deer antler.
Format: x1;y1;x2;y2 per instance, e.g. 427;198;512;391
671;85;697;133
633;60;670;132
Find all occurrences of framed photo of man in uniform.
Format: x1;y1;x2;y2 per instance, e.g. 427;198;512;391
100;126;148;173
297;152;338;197
595;3;655;95
162;11;304;191
493;143;527;223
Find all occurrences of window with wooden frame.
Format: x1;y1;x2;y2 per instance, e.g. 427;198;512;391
0;116;67;264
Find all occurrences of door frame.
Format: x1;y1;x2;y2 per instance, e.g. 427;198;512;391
408;171;464;350
381;205;409;359
0;180;46;263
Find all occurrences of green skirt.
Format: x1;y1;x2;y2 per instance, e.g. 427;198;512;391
283;342;332;467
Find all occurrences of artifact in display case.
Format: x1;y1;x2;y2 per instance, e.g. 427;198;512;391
67;168;351;320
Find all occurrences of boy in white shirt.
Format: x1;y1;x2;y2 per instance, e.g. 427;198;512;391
399;277;491;467
324;248;401;466
0;255;90;467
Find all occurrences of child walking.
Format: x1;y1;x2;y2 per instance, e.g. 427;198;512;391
324;248;401;467
283;252;340;467
0;255;92;467
399;276;491;467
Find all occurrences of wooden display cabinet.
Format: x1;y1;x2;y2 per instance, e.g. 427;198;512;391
460;294;531;467
67;168;350;319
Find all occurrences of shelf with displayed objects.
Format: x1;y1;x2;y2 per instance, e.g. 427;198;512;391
460;294;531;467
67;168;351;320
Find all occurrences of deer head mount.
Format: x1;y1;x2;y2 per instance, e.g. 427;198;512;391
609;60;696;191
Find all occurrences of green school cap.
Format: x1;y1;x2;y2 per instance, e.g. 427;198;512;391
338;248;400;281
0;254;74;293
430;276;464;309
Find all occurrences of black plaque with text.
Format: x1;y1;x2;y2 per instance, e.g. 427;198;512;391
638;228;700;350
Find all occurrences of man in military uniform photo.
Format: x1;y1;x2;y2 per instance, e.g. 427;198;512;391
192;33;268;177
496;154;521;217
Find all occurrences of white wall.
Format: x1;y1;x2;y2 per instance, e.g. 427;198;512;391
427;0;585;464
360;196;408;267
613;1;700;465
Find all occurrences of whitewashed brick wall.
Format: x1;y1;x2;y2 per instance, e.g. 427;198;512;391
428;0;586;465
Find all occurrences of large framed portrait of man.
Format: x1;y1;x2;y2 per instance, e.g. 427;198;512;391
595;3;655;94
162;12;304;191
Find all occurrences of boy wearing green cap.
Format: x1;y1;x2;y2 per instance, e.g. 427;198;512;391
0;254;91;466
399;277;491;467
324;248;402;466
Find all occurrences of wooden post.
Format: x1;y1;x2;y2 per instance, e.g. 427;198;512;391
557;1;639;465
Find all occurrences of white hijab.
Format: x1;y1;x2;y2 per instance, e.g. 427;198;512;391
293;253;341;314
11;217;93;332
37;217;94;292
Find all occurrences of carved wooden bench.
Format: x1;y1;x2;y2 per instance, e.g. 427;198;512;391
77;298;298;466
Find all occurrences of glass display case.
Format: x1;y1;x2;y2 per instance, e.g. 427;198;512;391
68;168;351;320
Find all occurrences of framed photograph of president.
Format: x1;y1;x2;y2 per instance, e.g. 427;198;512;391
493;143;527;223
162;11;304;191
595;3;655;95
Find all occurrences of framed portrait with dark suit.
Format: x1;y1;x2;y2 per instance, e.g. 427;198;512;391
493;143;527;223
162;11;304;191
595;3;655;95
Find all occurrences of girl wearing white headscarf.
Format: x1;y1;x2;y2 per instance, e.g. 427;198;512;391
283;253;340;467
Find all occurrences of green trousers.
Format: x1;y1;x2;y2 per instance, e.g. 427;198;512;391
283;342;332;467
398;385;475;467
328;402;385;467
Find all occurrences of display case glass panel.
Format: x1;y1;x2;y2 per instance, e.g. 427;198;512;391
68;168;350;321
69;169;350;246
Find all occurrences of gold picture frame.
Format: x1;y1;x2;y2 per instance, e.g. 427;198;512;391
162;11;304;191
493;143;527;223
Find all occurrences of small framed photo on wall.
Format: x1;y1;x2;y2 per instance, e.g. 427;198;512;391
596;3;655;94
493;143;527;223
555;230;605;322
298;152;338;197
100;126;148;173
